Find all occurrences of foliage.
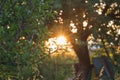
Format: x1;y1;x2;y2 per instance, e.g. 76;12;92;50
114;54;120;80
39;52;77;80
0;0;54;79
0;0;120;79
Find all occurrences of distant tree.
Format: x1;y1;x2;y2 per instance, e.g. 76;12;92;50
48;0;120;79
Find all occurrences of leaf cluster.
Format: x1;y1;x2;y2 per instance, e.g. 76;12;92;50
0;0;54;79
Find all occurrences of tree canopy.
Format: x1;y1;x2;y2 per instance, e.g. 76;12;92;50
0;0;54;79
0;0;120;79
50;0;120;56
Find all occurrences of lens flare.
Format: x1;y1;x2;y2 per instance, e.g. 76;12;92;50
56;36;67;45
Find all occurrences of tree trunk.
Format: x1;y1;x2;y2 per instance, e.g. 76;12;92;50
72;40;91;80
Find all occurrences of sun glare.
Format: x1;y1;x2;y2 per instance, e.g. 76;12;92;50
45;35;68;53
56;36;67;45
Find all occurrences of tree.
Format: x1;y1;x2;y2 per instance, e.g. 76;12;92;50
0;0;54;79
48;0;120;79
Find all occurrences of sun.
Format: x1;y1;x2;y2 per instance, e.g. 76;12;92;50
45;35;68;53
56;36;67;45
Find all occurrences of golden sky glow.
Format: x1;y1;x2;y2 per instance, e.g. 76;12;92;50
45;35;69;53
83;20;88;27
45;35;77;58
118;29;120;35
70;22;77;33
